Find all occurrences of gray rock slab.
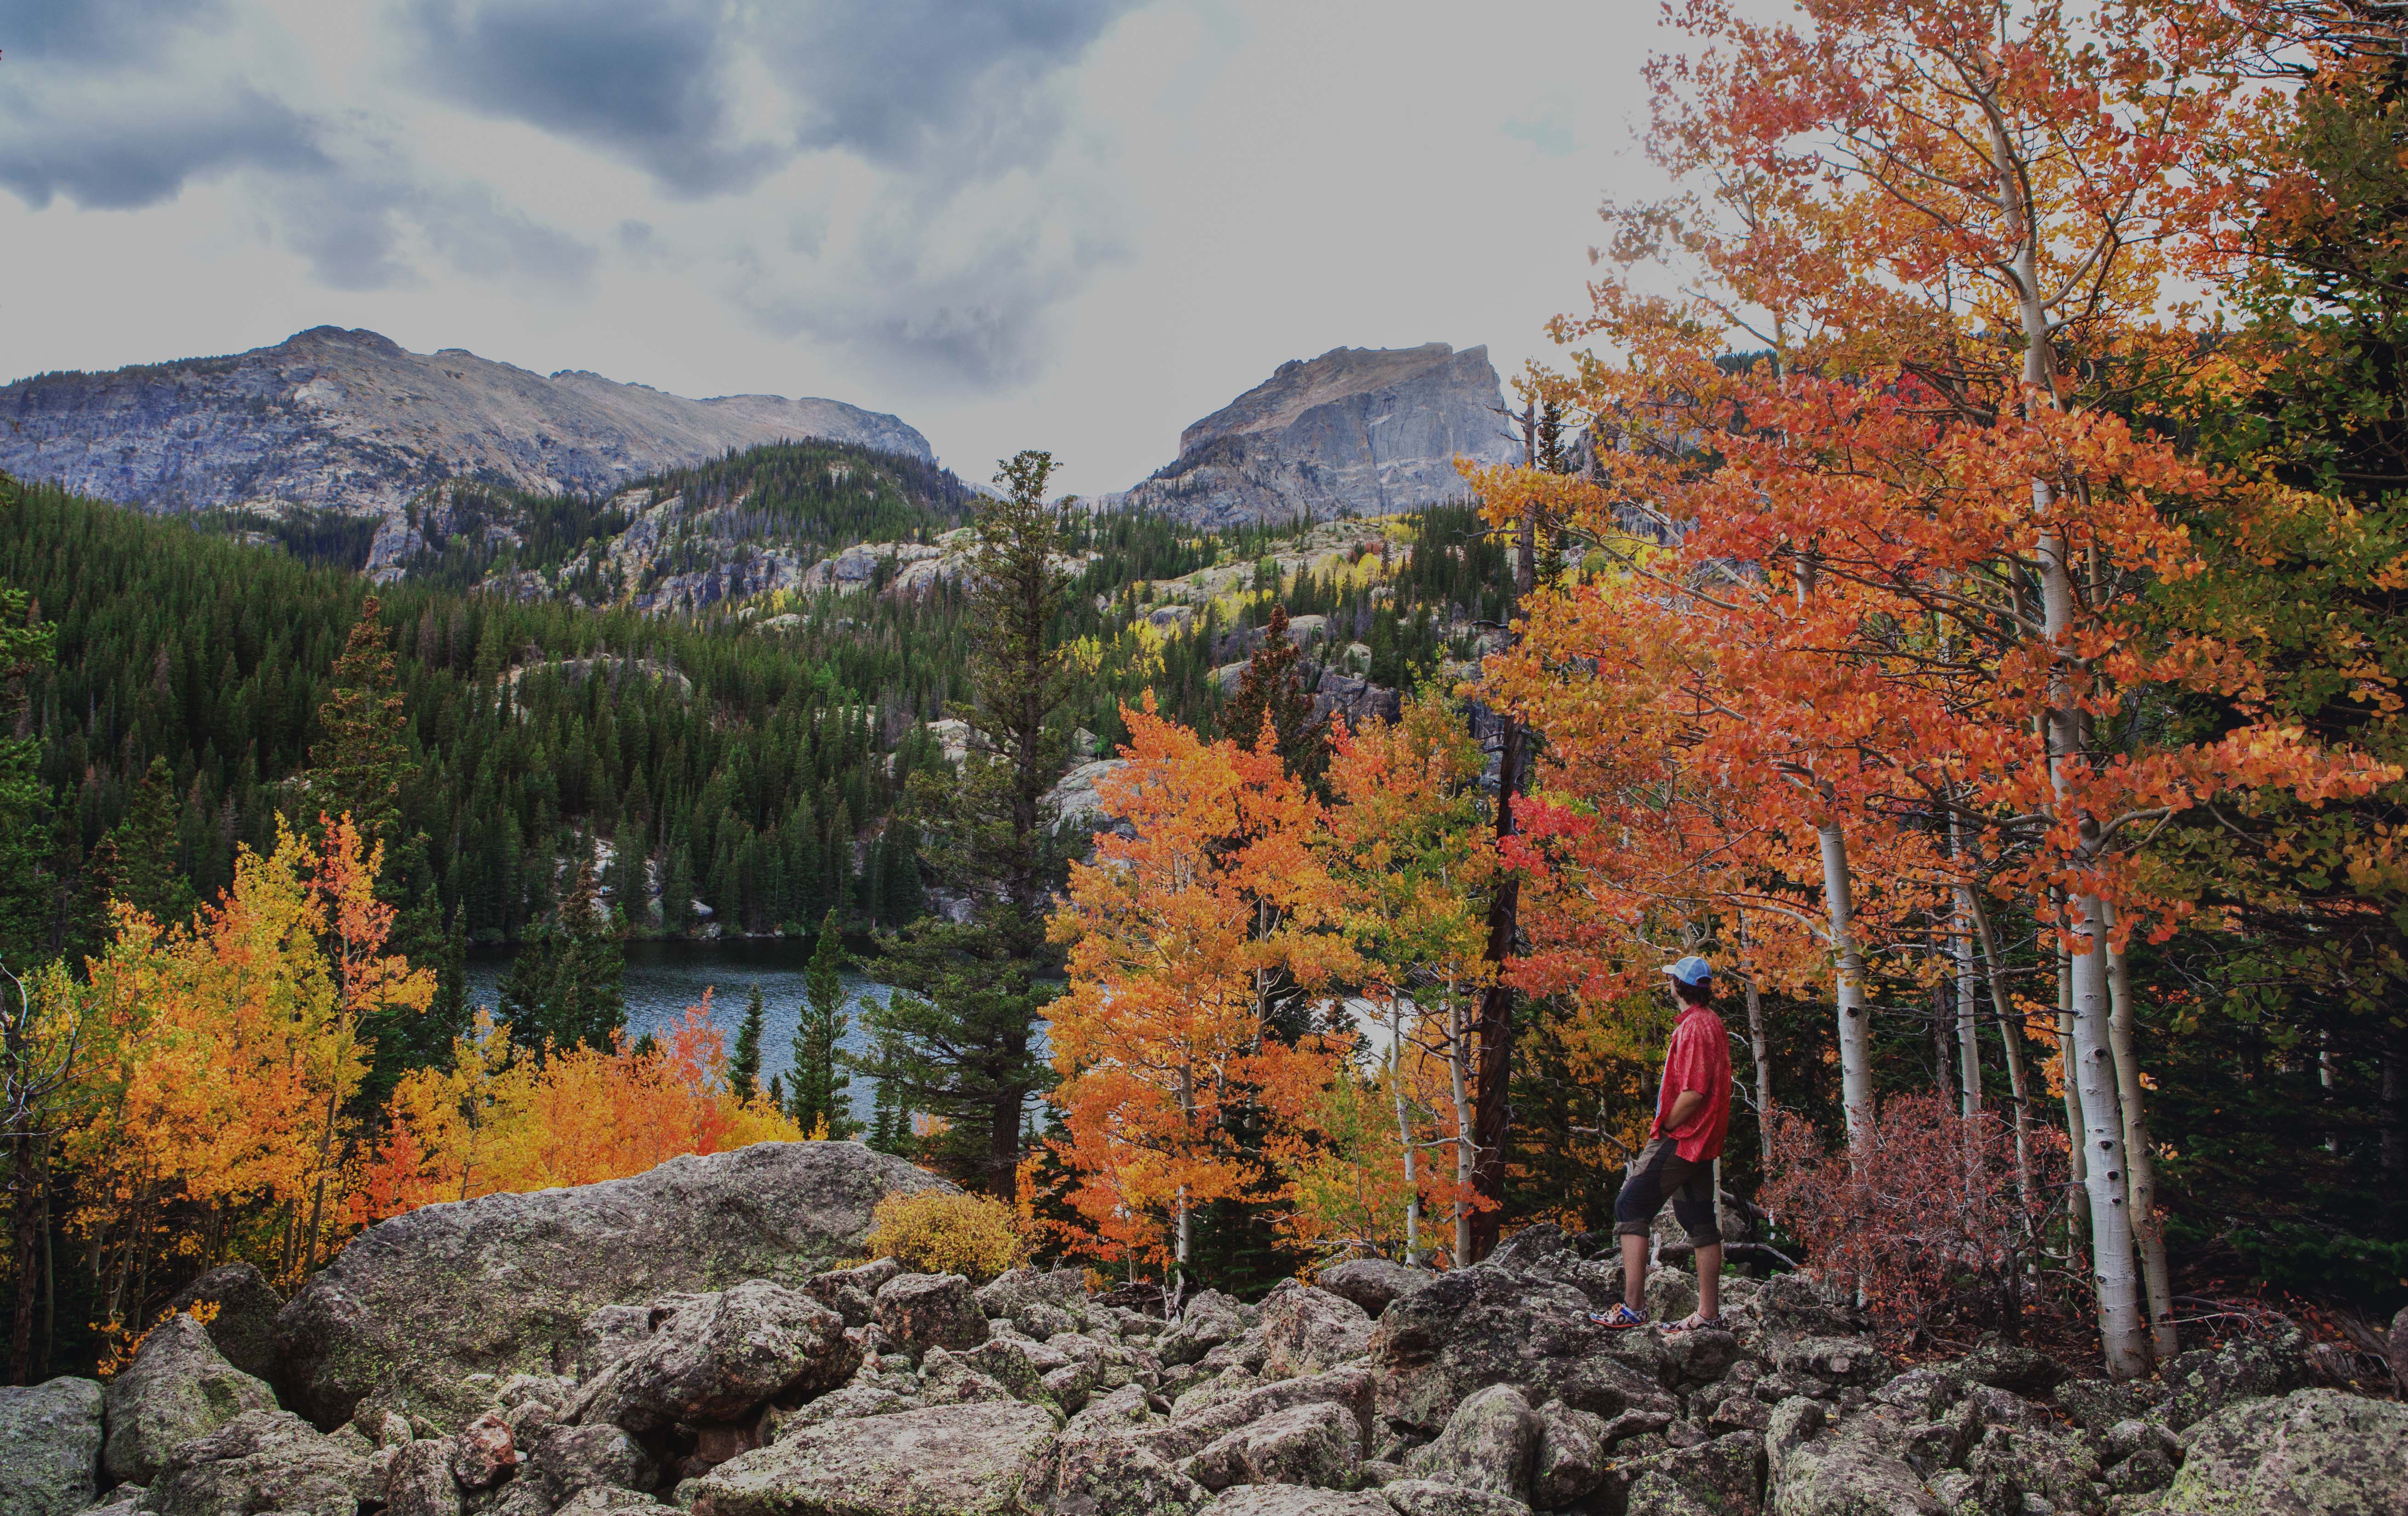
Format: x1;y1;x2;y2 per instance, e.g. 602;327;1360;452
692;1400;1059;1516
0;1376;102;1516
2167;1386;2408;1516
1259;1283;1373;1380
1199;1487;1395;1516
100;1314;277;1485
162;1263;284;1383
140;1408;370;1516
586;1280;854;1431
1315;1261;1433;1318
275;1140;946;1427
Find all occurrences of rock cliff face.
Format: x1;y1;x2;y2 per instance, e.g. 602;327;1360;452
1109;345;1516;528
0;326;931;523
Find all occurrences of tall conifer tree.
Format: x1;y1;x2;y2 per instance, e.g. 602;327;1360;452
860;451;1070;1192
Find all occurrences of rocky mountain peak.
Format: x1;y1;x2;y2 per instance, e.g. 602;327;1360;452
1109;343;1518;528
0;327;932;528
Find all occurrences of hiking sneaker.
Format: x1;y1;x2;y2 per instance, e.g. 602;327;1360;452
1662;1310;1727;1335
1588;1303;1648;1329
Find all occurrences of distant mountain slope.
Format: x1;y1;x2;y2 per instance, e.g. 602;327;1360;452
1107;343;1517;527
364;439;977;611
0;326;932;523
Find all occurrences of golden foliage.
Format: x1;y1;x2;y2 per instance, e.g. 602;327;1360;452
352;997;803;1221
862;1189;1027;1283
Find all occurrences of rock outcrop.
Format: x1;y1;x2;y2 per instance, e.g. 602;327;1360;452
693;1400;1059;1516
100;1314;277;1485
1108;345;1517;527
161;1262;285;1383
0;1375;103;1516
0;326;930;527
274;1141;948;1427
17;1143;2406;1516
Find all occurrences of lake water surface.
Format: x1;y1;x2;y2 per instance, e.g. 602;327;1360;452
464;939;897;1127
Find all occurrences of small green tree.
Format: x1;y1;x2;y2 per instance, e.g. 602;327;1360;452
730;982;765;1101
500;844;626;1054
81;755;195;931
788;911;860;1138
1224;603;1327;790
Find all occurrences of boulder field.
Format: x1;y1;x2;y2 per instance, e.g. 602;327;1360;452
2;1147;2402;1516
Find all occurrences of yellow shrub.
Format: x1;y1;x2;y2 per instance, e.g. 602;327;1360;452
862;1189;1027;1283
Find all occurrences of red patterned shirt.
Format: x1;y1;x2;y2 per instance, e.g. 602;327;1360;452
1652;1003;1733;1162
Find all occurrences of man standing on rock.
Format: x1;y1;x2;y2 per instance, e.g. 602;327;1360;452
1593;955;1730;1333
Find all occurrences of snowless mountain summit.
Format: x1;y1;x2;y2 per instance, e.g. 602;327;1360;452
1106;343;1519;527
0;325;932;523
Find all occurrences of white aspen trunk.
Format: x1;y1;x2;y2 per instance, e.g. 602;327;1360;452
1175;1185;1191;1295
2068;896;2146;1377
1819;821;1874;1149
1795;557;1871;1152
1448;994;1476;1269
2101;902;2178;1362
1744;965;1775;1174
1962;886;2036;1204
2056;925;2090;1246
1390;998;1420;1263
1991;85;2147;1377
1950;817;1982;1119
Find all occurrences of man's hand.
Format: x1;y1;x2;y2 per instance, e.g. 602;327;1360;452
1660;1088;1707;1133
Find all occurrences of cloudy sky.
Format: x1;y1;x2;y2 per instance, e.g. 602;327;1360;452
0;0;1668;496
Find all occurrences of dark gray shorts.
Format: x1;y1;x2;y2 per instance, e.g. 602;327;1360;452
1613;1138;1721;1246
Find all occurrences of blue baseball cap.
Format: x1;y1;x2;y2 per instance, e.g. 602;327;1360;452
1662;956;1713;987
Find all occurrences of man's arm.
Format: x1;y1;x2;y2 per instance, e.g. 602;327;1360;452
1661;1088;1707;1131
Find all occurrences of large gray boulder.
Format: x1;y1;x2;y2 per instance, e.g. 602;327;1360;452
2160;1325;2313;1430
1367;1266;1663;1436
139;1408;371;1516
1380;1482;1532;1516
383;1438;462;1516
101;1314;277;1485
1763;1398;1937;1516
275;1141;946;1426
0;1376;102;1516
162;1263;284;1383
1158;1291;1247;1367
1529;1400;1609;1509
1315;1261;1432;1318
1197;1488;1393;1516
1258;1282;1374;1379
582;1280;855;1432
693;1400;1058;1516
1404;1385;1540;1501
2166;1387;2408;1516
1186;1401;1361;1492
874;1273;990;1356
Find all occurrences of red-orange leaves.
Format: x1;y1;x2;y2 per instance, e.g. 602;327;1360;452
1042;701;1344;1279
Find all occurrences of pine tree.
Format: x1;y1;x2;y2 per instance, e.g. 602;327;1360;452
1225;604;1327;791
500;845;626;1054
82;755;195;929
859;451;1075;1192
730;982;765;1101
304;597;409;847
787;911;860;1138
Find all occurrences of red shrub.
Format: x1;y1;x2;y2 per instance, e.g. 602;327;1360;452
1760;1093;2066;1349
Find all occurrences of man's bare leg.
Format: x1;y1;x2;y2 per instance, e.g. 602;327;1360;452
1695;1241;1723;1321
1622;1230;1650;1314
